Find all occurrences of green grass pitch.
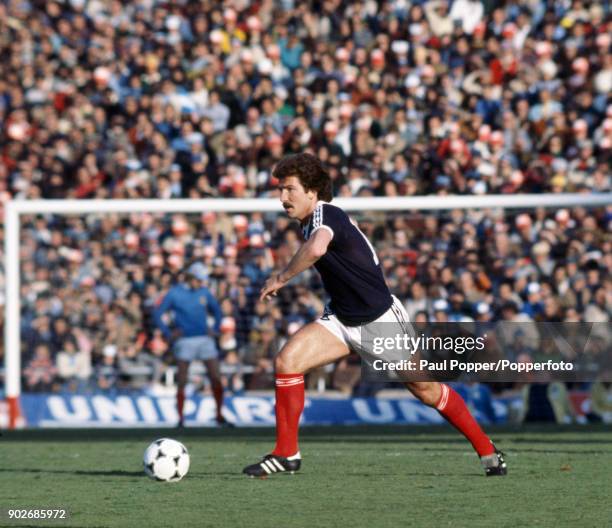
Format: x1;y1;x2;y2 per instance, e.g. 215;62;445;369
1;425;611;528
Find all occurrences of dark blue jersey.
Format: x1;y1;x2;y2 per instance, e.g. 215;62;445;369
303;202;393;326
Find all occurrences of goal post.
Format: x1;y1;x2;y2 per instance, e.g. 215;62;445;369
4;193;612;428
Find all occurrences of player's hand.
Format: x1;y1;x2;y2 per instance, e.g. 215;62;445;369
260;273;287;301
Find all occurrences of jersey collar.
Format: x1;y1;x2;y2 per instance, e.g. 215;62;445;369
301;200;328;228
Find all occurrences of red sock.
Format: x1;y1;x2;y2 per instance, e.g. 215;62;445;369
177;387;185;422
436;384;494;457
272;373;304;457
212;381;224;421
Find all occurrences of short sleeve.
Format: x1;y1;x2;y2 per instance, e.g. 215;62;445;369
310;203;350;240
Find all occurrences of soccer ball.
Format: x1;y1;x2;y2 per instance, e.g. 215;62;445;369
143;438;190;482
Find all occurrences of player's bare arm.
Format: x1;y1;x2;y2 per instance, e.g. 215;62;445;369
260;228;332;301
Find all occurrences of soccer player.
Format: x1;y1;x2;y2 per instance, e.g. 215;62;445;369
243;153;506;477
154;262;228;427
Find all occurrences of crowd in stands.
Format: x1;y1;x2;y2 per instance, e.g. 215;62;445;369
0;0;609;394
15;204;612;395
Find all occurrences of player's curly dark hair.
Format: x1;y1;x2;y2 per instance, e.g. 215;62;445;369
273;153;333;202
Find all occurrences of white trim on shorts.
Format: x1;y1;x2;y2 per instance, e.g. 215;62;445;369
315;295;410;354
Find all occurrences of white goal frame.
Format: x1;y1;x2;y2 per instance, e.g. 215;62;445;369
4;193;612;427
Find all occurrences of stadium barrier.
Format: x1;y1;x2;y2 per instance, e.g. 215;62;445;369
12;391;518;428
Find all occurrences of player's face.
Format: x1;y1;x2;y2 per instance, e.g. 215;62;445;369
278;176;317;222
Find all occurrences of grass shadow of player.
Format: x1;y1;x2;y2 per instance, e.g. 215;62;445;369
0;467;245;479
188;471;244;478
345;471;481;478
0;467;143;477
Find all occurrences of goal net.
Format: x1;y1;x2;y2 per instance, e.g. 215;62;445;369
2;194;611;427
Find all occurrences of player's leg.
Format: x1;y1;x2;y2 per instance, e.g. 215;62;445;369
273;322;350;455
203;358;227;425
365;296;506;475
174;337;197;427
405;381;506;475
275;321;351;374
243;322;350;477
195;336;230;425
176;359;189;428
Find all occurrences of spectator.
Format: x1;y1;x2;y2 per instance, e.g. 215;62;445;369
23;344;57;392
56;336;92;391
589;379;612;423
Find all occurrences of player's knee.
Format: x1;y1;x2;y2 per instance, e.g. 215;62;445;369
274;353;293;374
274;348;303;374
405;382;441;407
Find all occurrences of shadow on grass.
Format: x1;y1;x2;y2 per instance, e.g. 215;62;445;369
0;467;245;479
0;467;143;477
0;465;483;479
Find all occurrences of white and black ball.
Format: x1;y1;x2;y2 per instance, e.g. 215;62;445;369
143;438;190;482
